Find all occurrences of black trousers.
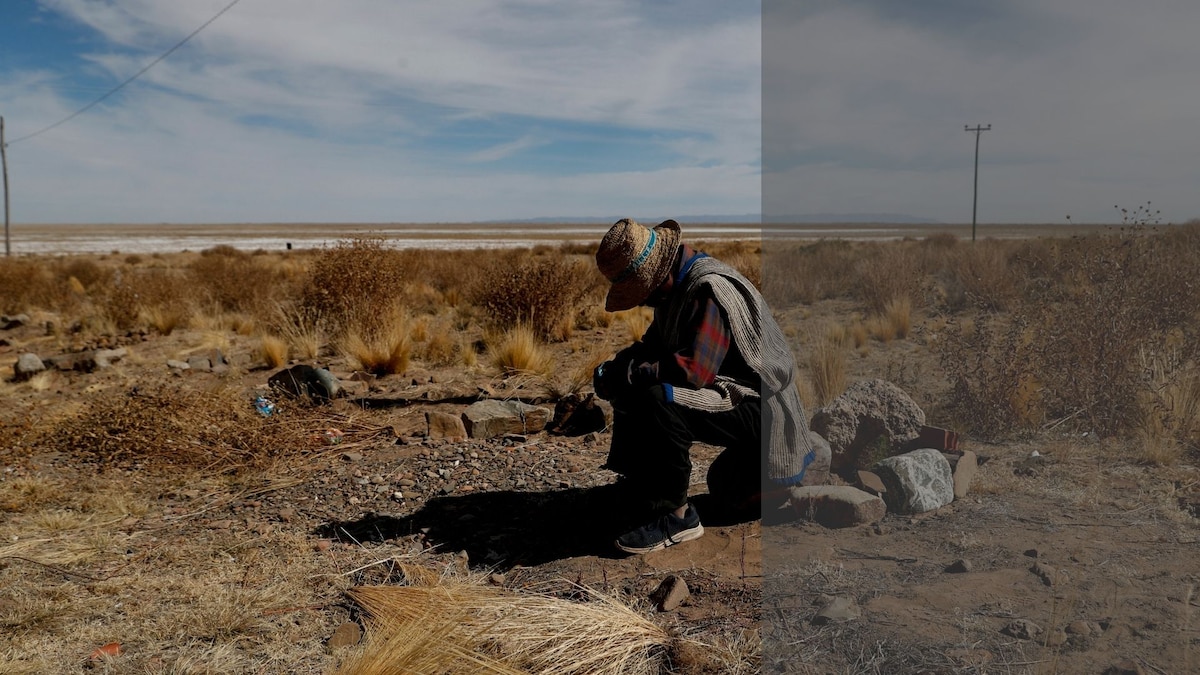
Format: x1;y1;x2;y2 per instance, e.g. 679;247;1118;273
604;387;762;516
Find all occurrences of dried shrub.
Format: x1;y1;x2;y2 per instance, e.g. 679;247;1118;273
470;253;598;341
0;258;66;313
854;244;922;315
299;238;410;340
762;239;858;307
938;229;1200;440
188;252;276;316
949;242;1019;312
41;386;352;471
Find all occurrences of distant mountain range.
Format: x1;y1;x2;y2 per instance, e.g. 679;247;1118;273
482;213;937;224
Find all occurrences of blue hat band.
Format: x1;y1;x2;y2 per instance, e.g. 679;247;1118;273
612;229;656;284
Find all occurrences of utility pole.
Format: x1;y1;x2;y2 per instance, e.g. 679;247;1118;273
965;124;991;242
1;116;9;257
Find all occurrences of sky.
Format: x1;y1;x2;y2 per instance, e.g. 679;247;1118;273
0;0;1198;225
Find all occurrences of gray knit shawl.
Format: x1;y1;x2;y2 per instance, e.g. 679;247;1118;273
657;256;815;485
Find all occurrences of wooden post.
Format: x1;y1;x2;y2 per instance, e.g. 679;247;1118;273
1;116;9;257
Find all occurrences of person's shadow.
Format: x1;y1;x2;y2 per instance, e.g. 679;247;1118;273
318;484;756;570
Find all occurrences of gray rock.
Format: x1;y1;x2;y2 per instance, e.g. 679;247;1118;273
268;364;341;402
166;359;191;370
810;379;926;471
873;448;954;514
813;596;860;625
800;431;832;486
426;411;468;440
187;356;213;372
462;400;552;439
2;313;30;329
13;353;45;381
945;558;973;573
93;348;127;369
774;485;886;527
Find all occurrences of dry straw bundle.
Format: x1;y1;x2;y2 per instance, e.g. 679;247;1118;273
341;567;671;675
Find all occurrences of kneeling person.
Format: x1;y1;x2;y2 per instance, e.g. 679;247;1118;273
593;218;816;554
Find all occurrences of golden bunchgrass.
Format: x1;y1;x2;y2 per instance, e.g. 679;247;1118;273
809;328;848;407
346;568;672;675
258;334;289;368
487;325;552;377
883;296;912;339
341;307;413;376
342;329;412;376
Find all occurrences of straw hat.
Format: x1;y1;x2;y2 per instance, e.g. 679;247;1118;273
596;218;682;312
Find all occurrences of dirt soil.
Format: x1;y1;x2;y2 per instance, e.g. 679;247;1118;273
2;301;1198;674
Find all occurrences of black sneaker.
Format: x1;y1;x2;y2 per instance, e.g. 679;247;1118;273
614;504;704;554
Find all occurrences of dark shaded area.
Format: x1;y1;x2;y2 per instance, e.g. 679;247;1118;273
318;484;758;570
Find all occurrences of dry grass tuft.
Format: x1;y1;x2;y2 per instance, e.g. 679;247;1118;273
883;296;912;339
345;570;671;675
618;307;655;342
258;335;289;369
809;327;848;407
488;325;552;377
343;329;412;377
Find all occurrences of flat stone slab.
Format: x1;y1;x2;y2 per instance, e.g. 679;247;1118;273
873;448;954;514
462;400;552;439
774;485;886;528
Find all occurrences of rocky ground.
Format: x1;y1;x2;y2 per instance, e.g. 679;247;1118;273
2;304;1199;674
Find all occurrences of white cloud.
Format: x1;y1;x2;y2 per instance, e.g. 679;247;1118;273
2;0;761;222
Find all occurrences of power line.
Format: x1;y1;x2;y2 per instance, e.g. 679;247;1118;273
6;0;243;146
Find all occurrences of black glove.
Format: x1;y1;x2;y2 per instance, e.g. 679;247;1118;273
593;359;629;401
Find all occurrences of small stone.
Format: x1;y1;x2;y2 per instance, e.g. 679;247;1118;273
277;508;298;522
313;540;332;552
1104;659;1146;675
1;313;30;329
391;491;404;500
370;475;386;485
427;410;468;441
855;470;886;496
13;353;46;382
1031;562;1064;586
166;359;190;370
1065;621;1092;636
348;496;361;505
583;432;600;444
187;356;213;372
397;478;416;487
1024;548;1040;558
813;596;860;625
340;452;363;462
1001;619;1042;640
945;558;973;573
328;621;362;649
873;448;954;514
489;573;506;586
649;575;690;612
